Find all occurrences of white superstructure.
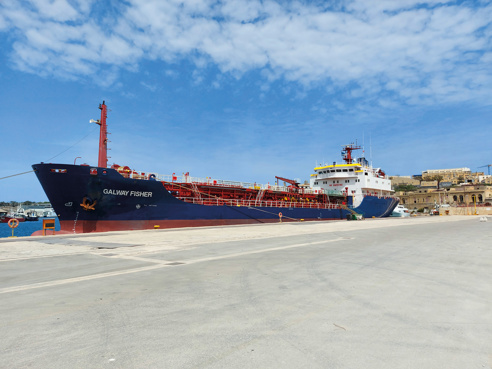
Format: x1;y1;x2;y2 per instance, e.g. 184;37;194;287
310;144;394;207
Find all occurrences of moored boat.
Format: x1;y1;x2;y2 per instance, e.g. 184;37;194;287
32;102;398;234
391;204;410;217
0;214;26;223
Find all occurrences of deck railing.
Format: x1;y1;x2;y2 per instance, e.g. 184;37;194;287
175;197;343;209
129;173;343;196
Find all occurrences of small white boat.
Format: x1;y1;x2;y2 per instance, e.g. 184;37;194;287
391;204;410;217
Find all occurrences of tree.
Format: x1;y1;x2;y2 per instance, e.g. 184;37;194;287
429;175;444;189
393;184;418;192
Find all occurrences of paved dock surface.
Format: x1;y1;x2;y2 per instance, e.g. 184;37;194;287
1;216;491;368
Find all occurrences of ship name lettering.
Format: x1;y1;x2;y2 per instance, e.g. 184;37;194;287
103;188;130;196
103;188;153;197
130;191;153;197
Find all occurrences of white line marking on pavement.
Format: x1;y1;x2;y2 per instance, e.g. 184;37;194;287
0;237;350;294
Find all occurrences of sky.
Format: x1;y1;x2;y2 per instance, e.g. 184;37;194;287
0;0;491;202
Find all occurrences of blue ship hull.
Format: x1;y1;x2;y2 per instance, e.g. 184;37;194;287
32;163;398;234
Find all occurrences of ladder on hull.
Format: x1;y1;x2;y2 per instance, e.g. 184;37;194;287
255;189;265;206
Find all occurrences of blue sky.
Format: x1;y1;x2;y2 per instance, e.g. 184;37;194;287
1;0;491;201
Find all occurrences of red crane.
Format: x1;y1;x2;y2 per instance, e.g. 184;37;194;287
275;176;300;188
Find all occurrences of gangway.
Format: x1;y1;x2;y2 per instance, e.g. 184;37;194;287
340;204;363;220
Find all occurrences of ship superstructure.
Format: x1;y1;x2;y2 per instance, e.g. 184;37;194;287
310;144;393;208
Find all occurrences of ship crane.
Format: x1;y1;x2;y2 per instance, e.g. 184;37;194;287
275;176;300;189
478;164;492;175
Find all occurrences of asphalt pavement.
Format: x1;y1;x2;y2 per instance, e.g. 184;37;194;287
0;216;491;368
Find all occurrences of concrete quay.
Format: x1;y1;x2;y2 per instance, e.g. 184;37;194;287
0;216;491;368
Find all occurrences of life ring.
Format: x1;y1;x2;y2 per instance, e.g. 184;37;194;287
278;212;283;218
8;218;19;228
80;197;97;211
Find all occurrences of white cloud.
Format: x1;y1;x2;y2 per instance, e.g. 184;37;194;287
29;0;80;21
1;0;491;105
140;81;157;91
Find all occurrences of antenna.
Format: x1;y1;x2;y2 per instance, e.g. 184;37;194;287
362;132;365;156
369;133;372;168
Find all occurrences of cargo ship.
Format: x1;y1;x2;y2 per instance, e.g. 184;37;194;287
32;102;398;234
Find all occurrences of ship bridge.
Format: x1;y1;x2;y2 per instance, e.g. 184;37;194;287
310;156;394;207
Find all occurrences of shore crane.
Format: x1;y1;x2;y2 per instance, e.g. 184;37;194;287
478;164;492;175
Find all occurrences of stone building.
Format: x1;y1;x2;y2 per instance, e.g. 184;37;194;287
396;184;492;211
389;176;420;186
421;168;485;184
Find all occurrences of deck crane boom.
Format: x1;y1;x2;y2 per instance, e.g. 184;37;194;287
275;176;300;188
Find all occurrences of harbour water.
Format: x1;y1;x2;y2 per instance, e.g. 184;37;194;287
0;218;60;238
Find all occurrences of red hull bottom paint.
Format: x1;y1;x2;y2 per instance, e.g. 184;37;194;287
31;218;341;236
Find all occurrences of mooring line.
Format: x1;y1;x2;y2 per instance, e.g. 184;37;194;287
0;170;34;180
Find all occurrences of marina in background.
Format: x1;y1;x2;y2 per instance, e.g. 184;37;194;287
0;218;60;238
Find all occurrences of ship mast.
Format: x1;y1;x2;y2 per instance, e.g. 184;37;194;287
97;101;108;168
341;143;361;164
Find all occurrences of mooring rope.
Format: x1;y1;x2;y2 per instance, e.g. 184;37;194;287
44;126;97;162
0;170;35;181
1;127;98;182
